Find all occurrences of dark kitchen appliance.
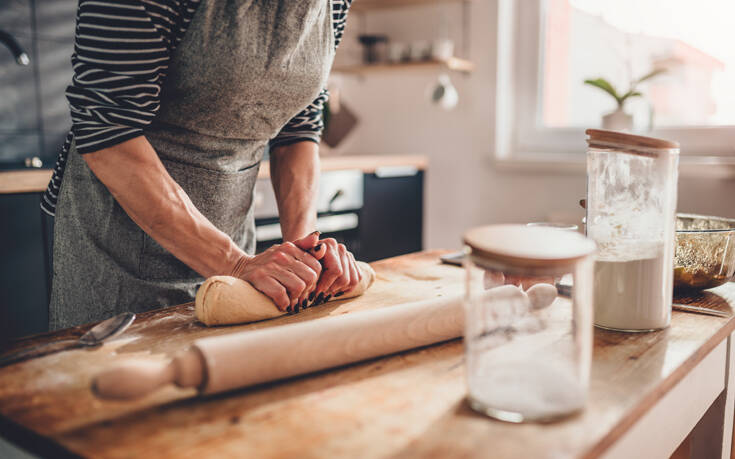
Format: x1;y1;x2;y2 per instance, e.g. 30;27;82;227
254;169;364;256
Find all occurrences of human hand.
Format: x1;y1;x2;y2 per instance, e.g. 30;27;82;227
310;238;361;306
231;232;324;312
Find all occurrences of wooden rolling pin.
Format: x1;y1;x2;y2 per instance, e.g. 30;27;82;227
93;293;465;400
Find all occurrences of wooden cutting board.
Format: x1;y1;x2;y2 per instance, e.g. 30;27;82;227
0;250;464;455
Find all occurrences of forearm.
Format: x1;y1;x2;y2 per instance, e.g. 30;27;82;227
269;141;320;242
82;136;246;278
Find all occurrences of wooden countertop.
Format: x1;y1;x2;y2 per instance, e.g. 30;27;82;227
0;155;427;195
1;250;734;458
266;154;428;178
0;169;53;194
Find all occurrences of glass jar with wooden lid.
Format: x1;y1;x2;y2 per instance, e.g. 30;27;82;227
463;224;597;423
585;129;679;331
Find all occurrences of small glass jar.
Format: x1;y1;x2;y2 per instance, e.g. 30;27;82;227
463;224;596;423
586;129;679;331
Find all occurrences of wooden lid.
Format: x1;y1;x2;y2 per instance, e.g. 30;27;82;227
463;224;597;268
586;129;679;157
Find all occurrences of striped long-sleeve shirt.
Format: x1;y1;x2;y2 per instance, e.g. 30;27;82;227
41;0;352;216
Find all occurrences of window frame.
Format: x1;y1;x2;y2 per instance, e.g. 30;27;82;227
494;0;735;169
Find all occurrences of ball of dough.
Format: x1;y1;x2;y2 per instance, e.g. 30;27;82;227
195;262;376;326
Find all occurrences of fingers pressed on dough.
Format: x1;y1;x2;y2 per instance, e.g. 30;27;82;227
195;262;377;326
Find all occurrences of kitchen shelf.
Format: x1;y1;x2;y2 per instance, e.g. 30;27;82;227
332;57;475;75
350;0;471;13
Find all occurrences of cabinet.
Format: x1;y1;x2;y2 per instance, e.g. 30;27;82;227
0;0;76;168
359;170;424;262
0;1;39;166
0;193;50;342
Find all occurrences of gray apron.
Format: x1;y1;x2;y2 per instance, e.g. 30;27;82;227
50;0;334;330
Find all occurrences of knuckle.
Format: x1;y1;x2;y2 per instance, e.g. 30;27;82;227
303;254;316;266
325;271;339;284
283;241;296;250
273;251;289;263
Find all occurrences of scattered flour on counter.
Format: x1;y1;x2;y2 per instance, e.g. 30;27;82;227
27;369;75;391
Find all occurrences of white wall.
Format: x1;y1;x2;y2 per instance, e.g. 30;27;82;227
331;0;735;250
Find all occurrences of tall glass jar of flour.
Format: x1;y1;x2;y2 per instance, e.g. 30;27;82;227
464;225;596;423
585;129;679;332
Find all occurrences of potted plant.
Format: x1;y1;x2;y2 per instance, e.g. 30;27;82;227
584;68;665;131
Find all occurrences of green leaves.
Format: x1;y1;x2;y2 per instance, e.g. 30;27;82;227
584;69;665;108
584;78;621;105
618;90;642;103
635;68;666;84
584;78;619;98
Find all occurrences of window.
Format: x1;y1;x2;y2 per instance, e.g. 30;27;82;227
496;0;735;162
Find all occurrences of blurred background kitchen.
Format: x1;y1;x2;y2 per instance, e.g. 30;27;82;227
2;0;734;339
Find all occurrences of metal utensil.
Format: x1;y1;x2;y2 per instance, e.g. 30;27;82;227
672;303;730;318
439;251;465;267
0;312;136;367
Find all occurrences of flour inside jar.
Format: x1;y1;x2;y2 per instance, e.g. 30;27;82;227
593;241;672;331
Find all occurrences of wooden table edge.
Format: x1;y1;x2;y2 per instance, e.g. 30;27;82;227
583;313;735;458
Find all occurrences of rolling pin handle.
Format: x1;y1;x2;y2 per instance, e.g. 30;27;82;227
92;347;205;400
173;346;206;389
